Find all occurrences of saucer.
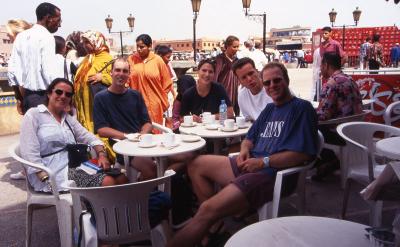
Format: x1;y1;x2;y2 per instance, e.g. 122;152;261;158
205;124;220;130
161;141;180;148
181;135;201;142
221;126;239;132
126;133;140;142
180;122;196;127
138;142;157;148
237;123;250;129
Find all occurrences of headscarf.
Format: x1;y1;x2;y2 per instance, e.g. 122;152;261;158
81;31;110;55
66;31;86;57
176;75;196;101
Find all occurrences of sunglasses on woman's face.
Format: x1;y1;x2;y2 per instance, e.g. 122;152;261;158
263;77;283;87
54;89;74;98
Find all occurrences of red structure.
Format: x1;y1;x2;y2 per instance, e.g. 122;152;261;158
312;26;400;67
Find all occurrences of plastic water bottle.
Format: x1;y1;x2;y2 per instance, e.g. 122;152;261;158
219;100;227;126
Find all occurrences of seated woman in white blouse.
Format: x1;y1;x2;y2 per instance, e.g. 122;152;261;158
20;78;127;192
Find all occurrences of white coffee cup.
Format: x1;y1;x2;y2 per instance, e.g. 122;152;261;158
236;116;246;127
183;115;193;125
201;112;212;123
203;114;216;124
140;134;153;146
163;133;176;146
224;119;235;129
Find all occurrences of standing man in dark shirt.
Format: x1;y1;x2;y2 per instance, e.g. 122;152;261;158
93;57;156;180
319;26;346;65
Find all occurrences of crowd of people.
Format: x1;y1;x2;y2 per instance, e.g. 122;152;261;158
5;2;398;247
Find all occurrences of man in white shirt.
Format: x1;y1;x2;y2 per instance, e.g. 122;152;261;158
233;57;273;121
8;2;61;114
54;35;73;81
251;41;268;71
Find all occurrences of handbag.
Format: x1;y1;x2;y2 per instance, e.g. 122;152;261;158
41;120;90;168
89;59;115;97
64;121;90;168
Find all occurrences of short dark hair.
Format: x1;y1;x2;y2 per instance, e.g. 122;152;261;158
36;2;60;21
155;45;172;56
197;58;216;72
45;78;74;106
232;57;256;76
372;34;380;42
224;35;239;49
261;62;290;84
366;37;371;42
111;57;129;70
54;35;65;54
322;26;332;32
136;34;152;47
322;52;341;70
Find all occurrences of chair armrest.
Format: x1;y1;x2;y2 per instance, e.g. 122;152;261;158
276;163;312;177
152;122;173;133
228;152;239;158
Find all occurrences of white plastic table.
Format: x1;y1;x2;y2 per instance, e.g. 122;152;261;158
179;122;251;154
225;216;369;247
376;136;400;179
113;134;206;180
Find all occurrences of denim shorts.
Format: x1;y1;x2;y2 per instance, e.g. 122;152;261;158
229;156;276;210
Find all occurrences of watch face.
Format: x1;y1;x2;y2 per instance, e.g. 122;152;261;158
263;157;269;166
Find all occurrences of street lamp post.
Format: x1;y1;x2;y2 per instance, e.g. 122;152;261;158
242;0;267;54
105;14;135;57
328;7;361;51
191;0;201;63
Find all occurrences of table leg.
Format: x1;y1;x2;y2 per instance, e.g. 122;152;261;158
123;155;138;182
213;139;223;154
155;157;170;193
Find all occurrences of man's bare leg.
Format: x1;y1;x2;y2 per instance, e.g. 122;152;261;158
167;184;248;247
131;157;156;180
187;155;235;202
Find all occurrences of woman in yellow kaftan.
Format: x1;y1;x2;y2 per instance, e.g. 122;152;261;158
74;31;112;132
73;31;114;158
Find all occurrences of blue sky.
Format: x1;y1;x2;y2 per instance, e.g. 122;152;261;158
1;0;399;44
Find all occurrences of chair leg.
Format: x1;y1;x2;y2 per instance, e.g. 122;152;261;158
26;204;34;247
339;146;347;189
297;172;307;215
151;220;172;247
341;179;352;219
370;200;383;227
56;201;73;247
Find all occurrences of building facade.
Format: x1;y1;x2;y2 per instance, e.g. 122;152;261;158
256;26;312;51
154;38;222;52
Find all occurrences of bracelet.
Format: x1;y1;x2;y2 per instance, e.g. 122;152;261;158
40;175;49;182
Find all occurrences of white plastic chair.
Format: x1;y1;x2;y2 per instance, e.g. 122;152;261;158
152;122;173;134
229;131;324;220
319;110;369;188
8;142;73;247
383;101;400;126
337;121;400;226
67;170;176;247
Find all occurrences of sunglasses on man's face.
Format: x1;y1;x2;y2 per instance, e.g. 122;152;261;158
263;77;283;87
54;89;73;98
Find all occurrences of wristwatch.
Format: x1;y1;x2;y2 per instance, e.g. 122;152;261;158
263;156;270;168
